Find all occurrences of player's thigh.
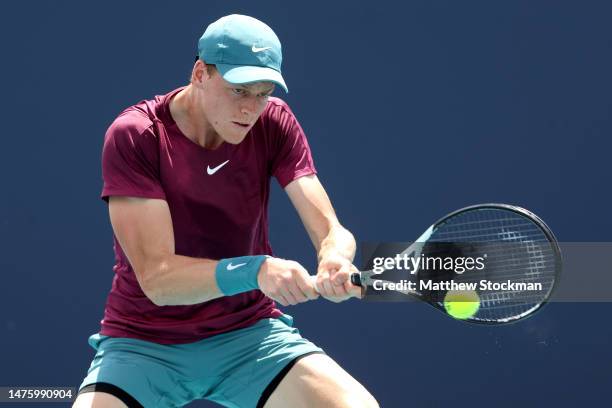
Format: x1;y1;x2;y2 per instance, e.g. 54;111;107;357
264;353;379;408
72;391;128;408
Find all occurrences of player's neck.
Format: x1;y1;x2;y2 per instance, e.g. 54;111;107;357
169;85;224;150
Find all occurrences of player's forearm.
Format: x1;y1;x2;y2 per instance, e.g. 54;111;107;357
317;223;356;262
142;254;223;306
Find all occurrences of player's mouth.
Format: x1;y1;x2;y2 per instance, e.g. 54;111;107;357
232;121;250;129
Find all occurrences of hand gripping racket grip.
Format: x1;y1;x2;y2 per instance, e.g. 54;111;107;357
310;273;363;293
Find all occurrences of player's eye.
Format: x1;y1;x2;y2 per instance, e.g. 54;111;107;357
232;88;245;95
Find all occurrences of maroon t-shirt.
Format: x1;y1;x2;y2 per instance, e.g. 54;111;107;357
99;87;316;344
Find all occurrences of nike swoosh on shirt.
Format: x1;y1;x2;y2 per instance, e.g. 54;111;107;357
252;45;272;53
227;262;247;271
206;160;230;175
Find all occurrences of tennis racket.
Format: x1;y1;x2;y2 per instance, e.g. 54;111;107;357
316;204;562;324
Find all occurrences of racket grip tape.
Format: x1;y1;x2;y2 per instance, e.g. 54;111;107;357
350;273;363;287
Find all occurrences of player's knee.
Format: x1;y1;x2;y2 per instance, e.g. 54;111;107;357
360;391;380;408
338;387;379;408
72;391;128;408
318;368;379;408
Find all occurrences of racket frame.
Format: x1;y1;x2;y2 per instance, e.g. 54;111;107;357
351;203;562;324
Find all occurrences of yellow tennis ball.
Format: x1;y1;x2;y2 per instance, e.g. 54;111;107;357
443;290;480;319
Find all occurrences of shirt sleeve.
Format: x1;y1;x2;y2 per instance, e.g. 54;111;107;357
100;109;166;202
267;100;317;188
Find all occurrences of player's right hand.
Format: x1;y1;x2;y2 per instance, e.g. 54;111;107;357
257;257;320;306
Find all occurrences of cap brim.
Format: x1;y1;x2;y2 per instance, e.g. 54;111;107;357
216;64;288;93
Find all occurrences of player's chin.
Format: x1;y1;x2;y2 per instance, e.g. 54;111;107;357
223;125;251;144
222;132;247;145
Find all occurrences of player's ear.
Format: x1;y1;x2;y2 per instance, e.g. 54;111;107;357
191;59;207;88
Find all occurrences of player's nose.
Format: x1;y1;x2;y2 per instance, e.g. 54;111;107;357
240;97;258;116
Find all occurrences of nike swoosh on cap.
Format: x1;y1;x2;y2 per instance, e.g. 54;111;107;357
252;45;272;53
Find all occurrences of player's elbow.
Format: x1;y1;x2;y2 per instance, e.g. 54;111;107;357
137;259;172;307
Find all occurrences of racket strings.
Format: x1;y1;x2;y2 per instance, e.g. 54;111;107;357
418;245;556;280
425;208;558;322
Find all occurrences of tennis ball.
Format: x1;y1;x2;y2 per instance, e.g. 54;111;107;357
443;290;480;320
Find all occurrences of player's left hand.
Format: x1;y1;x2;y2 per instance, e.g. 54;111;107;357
316;253;362;302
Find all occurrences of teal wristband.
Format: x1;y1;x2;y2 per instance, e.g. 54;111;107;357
215;255;268;296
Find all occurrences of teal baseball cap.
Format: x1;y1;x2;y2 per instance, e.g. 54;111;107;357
198;15;288;92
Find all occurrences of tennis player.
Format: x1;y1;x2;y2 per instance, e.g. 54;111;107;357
73;14;378;408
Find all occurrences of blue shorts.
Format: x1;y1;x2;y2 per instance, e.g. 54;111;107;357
78;314;324;408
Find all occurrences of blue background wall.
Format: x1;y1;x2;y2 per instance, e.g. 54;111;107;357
1;1;610;407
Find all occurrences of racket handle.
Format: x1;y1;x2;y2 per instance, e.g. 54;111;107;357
350;272;363;287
